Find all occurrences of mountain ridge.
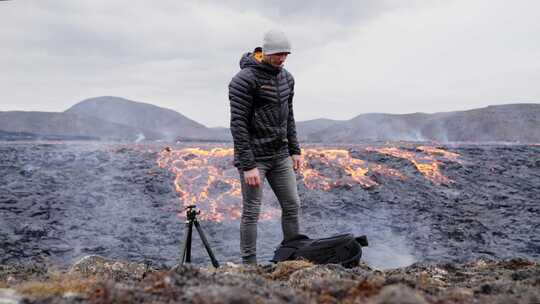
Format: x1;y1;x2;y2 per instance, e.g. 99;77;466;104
1;97;538;142
0;111;162;141
297;103;540;143
65;96;225;141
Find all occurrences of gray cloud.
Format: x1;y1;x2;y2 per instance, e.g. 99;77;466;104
204;0;439;25
0;0;539;127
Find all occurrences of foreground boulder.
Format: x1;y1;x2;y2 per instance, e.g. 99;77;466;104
69;255;153;281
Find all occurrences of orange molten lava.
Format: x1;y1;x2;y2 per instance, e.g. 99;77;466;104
416;146;461;162
366;146;459;185
157;147;250;222
300;149;405;190
156;145;459;221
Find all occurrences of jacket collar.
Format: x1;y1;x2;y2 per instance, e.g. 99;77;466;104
239;52;281;76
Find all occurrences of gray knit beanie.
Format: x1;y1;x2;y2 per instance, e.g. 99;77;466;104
262;29;291;55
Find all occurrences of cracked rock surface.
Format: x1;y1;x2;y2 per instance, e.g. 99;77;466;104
0;257;539;303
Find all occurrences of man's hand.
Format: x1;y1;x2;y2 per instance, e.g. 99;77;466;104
244;167;261;187
292;154;302;171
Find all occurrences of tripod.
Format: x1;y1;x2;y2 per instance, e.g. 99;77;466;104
179;205;220;268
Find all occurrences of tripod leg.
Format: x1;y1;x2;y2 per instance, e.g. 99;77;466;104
194;220;220;268
180;221;189;265
180;220;193;265
185;221;193;263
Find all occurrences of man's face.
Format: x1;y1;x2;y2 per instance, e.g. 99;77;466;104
264;52;289;68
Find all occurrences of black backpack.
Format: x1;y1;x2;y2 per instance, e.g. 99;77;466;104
271;234;368;268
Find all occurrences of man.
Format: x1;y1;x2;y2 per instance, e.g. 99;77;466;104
229;29;302;265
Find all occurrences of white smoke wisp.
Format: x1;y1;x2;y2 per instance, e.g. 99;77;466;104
298;199;419;270
360;230;417;269
135;133;145;143
325;220;417;270
345;207;418;270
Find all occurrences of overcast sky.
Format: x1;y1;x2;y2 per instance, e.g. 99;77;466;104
1;0;539;127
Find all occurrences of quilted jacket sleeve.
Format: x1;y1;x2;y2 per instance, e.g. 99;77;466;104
229;70;257;171
286;73;301;155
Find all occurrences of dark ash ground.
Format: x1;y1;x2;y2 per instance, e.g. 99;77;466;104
1;141;539;269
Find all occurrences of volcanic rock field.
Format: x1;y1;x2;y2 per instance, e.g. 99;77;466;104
1;141;539;303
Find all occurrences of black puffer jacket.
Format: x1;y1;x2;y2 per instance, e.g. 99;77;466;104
229;52;301;171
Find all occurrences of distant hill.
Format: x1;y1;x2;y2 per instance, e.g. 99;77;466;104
65;96;229;141
297;104;540;143
0;111;160;141
1;98;538;143
295;118;341;141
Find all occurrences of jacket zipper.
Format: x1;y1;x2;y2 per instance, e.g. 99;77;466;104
274;78;284;139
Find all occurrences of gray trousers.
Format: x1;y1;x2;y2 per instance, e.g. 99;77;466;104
238;156;300;264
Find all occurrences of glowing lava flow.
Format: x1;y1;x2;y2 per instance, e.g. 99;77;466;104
156;147;398;221
157;147;257;222
416;146;461;162
156;145;458;221
300;149;405;190
366;146;460;185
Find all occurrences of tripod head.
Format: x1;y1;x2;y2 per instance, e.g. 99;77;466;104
185;205;200;222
